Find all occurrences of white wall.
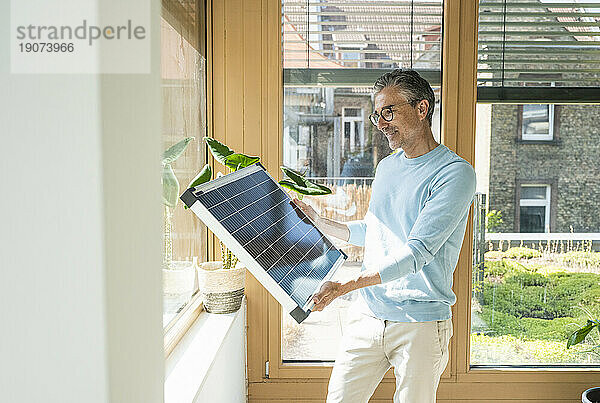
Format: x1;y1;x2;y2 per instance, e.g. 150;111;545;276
194;307;247;403
0;1;164;402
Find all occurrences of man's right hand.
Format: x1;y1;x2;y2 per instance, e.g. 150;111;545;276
292;198;321;225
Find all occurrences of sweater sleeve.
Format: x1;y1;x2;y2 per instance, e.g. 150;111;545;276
377;162;477;284
346;220;367;246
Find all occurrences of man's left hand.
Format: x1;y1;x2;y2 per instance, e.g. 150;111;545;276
311;281;346;312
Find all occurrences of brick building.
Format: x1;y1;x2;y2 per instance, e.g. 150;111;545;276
487;104;600;233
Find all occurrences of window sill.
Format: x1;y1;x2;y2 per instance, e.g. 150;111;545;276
164;293;204;358
164;297;246;403
515;138;561;145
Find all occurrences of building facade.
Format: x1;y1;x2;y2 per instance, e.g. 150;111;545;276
488;104;600;233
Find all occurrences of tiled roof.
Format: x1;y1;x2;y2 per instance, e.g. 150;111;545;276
283;14;346;68
283;1;443;68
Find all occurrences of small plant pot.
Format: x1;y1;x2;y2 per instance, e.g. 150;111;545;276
198;261;246;314
162;260;197;313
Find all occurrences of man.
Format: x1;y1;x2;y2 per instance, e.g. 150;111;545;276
294;69;476;403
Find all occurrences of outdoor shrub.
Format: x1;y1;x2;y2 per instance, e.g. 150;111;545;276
484;259;531;278
479;308;576;341
482;281;559;319
504;259;536;273
549;273;599;312
504;247;542;259
580;287;600;309
486;209;503;233
561;251;600;268
484;260;510;277
484;250;504;260
519;316;578;341
483;271;600;321
479;308;523;336
505;271;549;287
549;272;598;297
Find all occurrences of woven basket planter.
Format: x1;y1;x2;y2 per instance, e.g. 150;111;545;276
197;261;246;314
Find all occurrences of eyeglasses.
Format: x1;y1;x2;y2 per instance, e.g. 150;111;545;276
368;102;411;126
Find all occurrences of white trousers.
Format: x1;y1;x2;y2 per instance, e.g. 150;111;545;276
326;312;452;403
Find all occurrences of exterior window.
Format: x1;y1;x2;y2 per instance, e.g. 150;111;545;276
339;47;362;68
342;107;364;156
521;104;554;141
519;184;551;233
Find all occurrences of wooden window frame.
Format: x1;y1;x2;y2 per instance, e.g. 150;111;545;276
208;0;600;400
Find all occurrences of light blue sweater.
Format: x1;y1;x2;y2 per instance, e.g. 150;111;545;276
347;144;476;322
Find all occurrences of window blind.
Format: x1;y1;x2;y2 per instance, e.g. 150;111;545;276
282;0;444;86
477;0;600;102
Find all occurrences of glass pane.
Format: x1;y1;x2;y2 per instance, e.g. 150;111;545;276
472;104;600;366
283;261;362;361
344;108;361;117
161;7;207;327
520;206;546;233
521;186;547;200
281;0;444;361
522;105;550;136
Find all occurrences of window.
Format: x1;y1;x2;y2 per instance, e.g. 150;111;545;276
237;0;600;399
472;103;600;366
519;184;551;233
473;0;600;369
281;0;443;363
338;46;363;68
342;107;364;156
520;105;555;141
161;0;207;333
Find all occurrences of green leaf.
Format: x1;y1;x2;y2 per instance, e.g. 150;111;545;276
188;164;212;188
279;166;332;196
279;179;331;196
184;164;212;209
224;153;260;171
280;166;307;186
204;137;234;165
567;320;597;349
162;164;180;208
162;137;194;165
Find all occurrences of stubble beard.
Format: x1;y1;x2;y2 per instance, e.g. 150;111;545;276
384;127;404;151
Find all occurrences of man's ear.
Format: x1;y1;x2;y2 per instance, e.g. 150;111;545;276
418;100;429;121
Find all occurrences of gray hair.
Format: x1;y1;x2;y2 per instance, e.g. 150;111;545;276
373;69;435;126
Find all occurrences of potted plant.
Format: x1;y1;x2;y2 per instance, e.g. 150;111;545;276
162;137;198;313
567;316;600;402
187;137;259;313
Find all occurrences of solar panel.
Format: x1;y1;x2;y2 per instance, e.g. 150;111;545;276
181;163;347;323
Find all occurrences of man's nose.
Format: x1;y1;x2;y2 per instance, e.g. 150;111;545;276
377;117;388;131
